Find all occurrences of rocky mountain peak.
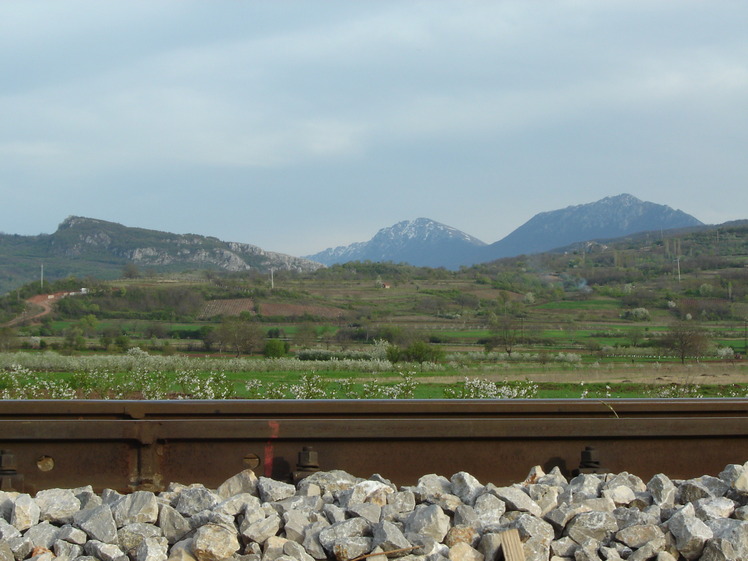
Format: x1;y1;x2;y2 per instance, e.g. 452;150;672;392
305;218;486;268
305;195;703;269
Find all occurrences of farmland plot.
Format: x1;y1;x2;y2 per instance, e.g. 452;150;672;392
198;299;256;319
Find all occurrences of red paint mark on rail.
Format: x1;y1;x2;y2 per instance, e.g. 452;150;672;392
264;420;280;477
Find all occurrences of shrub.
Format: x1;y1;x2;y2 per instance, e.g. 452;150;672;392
621;307;650;321
263;339;289;358
444;378;539;399
386;341;443;364
115;335;132;352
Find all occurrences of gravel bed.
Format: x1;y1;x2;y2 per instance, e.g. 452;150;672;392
2;461;748;561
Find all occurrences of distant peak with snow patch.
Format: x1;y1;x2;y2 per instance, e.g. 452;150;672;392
303;218;486;269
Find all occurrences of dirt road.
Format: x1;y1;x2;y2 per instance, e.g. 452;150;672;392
3;292;64;327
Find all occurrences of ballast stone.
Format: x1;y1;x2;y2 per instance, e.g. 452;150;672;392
217;470;259;500
118;523;162;558
241;513;281;545
372;520;411;552
53;537;82;560
135;536;168;561
0;519;21;541
157;505;190;545
34;490;80;526
694;497;736;521
706;517;748;558
679;477;731;504
257;479;296;504
11;495;40;532
487;485;542;517
565;510;618;544
447;541;482;561
4;463;748;561
339;480;394;508
72;505;117;544
472;493;506;532
615;522;665;549
650;475;679;510
23;522;59;551
282;539;315;561
449;473;484;507
667;504;714;560
83;539;127;561
317;516;371;555
405;504;451;542
172;488;220;518
56;524;87;546
191;524;240;561
7;534;33;560
282;510;312;544
0;539;11;561
111;492;159;527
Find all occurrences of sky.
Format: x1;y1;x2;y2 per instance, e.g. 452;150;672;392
2;1;747;258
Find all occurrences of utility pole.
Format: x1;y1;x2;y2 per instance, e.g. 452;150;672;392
270;268;274;290
40;263;44;290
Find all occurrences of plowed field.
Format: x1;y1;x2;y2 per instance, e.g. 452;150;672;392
256;302;345;319
199;298;345;319
198;299;256;319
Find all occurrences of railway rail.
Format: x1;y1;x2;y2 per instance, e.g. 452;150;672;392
1;398;747;494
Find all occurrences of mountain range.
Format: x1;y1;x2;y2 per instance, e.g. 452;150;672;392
304;194;703;268
304;218;489;270
0;194;705;294
0;216;321;294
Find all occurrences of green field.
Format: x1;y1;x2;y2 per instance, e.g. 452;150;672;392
3;223;748;399
1;349;747;400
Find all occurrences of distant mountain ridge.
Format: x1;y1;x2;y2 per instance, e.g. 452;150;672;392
0;216;321;294
306;217;487;269
482;194;703;262
0;194;706;294
305;194;704;268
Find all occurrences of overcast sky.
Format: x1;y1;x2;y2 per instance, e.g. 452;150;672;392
2;1;747;257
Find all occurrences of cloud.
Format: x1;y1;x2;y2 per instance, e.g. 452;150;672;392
6;1;747;172
1;1;747;254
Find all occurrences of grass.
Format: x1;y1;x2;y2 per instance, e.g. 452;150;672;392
3;348;747;400
536;300;621;310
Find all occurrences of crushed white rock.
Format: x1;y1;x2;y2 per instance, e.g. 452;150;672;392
2;462;748;561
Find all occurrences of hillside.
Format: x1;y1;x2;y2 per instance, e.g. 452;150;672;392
0;216;321;295
305;194;704;268
1;218;747;394
0;195;718;295
305;218;487;268
481;194;703;261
